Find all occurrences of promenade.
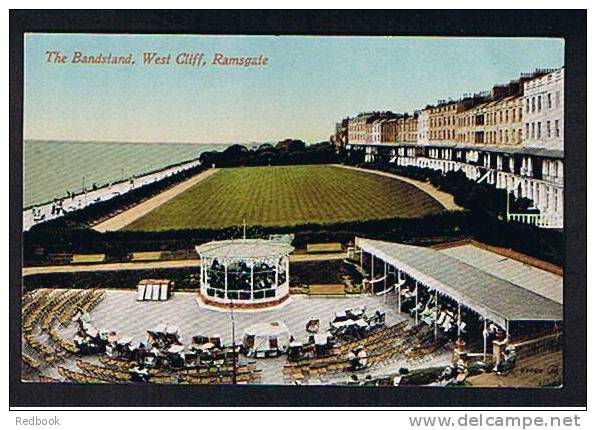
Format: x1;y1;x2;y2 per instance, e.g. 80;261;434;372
93;167;219;232
22;159;201;232
22;252;347;276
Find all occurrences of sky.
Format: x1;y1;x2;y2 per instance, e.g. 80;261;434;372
24;34;564;144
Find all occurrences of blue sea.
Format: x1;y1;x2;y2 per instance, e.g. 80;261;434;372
23;140;230;208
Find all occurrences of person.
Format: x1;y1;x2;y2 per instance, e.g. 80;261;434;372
130;364;149;383
496;346;517;375
438;365;455;383
347;350;358;371
357;348;369;369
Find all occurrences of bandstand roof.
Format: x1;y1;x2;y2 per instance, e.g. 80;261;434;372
356;238;562;327
195;239;294;261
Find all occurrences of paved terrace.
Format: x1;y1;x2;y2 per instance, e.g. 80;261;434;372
47;291;451;385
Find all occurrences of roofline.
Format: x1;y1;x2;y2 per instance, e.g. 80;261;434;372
430;239;563;276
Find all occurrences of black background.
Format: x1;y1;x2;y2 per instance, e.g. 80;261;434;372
9;9;587;408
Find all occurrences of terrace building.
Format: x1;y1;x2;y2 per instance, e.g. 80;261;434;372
396;114;418;143
330;117;349;151
523;68;564;151
428;101;464;145
417;110;430;145
340;68;565;228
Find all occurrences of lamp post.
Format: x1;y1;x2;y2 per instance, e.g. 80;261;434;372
230;298;237;384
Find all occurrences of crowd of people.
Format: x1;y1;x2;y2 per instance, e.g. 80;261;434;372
205;258;287;300
72;311;242;382
398;284;467;340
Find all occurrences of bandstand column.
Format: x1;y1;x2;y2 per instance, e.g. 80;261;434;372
274;260;279;296
250;262;254;300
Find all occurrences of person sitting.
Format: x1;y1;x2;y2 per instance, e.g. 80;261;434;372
410;301;423;318
347;350;359;371
357;348;369;369
496;346;517;375
130;364;149;383
438;365;456;384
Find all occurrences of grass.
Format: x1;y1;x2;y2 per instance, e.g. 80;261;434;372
306;243;343;253
131;251;163;261
123;165;445;232
71;254;106;264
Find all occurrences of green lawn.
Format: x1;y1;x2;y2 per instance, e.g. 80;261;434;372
123;165;444;232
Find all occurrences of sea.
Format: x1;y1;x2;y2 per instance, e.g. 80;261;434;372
23;140;231;208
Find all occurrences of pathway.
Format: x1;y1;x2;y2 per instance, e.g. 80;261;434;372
333;164;463;211
22;252;347;276
92;168;219;232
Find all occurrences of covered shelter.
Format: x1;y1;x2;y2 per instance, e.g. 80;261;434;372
354;237;562;347
196;239;294;310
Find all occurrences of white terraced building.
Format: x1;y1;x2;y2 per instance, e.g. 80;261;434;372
340;68;565;229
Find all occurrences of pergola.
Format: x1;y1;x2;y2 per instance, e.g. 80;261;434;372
195;239;294;310
354;237;562;353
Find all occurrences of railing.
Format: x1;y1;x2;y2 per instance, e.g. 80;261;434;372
507;212;562;229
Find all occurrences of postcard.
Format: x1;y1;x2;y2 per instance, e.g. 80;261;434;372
15;26;576;407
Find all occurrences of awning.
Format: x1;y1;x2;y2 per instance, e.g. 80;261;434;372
356;237;562;327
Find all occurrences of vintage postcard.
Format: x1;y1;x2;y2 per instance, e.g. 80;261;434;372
18;30;571;400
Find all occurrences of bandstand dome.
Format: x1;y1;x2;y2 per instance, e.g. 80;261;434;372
195;239;294;260
195;239;294;310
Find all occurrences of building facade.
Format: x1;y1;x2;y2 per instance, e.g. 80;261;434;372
338;68;565;229
523;68;564;150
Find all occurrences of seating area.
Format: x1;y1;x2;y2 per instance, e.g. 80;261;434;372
281;305;451;384
21;288;105;377
61;320;263;384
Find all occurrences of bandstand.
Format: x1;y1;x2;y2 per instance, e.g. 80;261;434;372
195;239;294;310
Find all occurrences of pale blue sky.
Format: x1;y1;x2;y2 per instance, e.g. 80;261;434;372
24;34;564;144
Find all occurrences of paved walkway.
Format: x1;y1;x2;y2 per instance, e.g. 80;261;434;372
22;252;347;276
93;168;219;232
23;159;202;232
333;164;463;211
42;290;451;385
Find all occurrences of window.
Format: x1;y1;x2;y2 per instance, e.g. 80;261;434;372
525;123;530;139
555;120;560;137
538;95;542;111
547;121;551;137
526;99;530;113
531;122;535;139
537;122;541;139
532;97;536;113
548;93;552;109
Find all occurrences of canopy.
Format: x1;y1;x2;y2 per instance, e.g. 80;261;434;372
195;239;294;262
356;237;562;327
